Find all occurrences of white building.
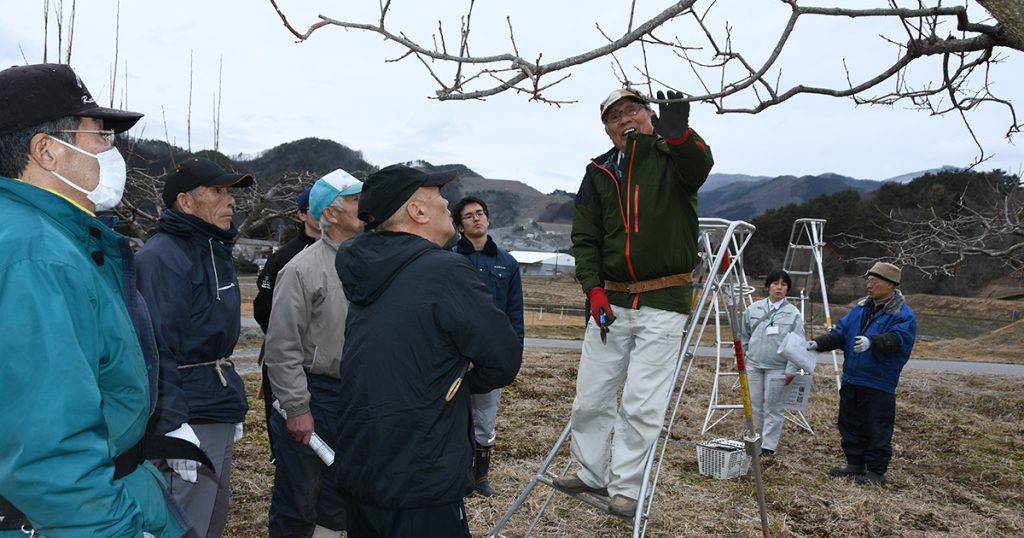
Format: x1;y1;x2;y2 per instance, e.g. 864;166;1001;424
509;251;576;277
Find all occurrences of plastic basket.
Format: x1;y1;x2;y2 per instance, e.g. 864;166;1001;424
696;438;751;480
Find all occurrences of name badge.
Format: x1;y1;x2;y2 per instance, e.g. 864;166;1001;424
766;326;780;335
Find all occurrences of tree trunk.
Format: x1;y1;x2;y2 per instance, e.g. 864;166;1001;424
978;0;1024;51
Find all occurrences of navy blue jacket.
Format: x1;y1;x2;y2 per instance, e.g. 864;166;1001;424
335;231;523;509
813;290;917;394
454;235;525;344
136;209;248;432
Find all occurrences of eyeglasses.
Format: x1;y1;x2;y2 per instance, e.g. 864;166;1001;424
461;209;487;221
53;129;117;146
604;104;645;125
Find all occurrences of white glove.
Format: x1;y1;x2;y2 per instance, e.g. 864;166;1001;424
234;422;244;443
166;423;201;483
854;336;872;353
805;340;818;351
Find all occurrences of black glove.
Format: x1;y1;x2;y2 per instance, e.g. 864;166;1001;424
651;90;690;139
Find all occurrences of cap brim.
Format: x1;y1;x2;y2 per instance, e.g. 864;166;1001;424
423;170;457;188
337;182;364;197
600;96;647;122
73;106;144;134
206;172;255;188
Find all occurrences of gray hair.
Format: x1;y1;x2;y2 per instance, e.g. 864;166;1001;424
0;116;79;178
317;196;349;235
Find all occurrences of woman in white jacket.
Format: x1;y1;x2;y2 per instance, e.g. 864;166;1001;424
740;270;805;457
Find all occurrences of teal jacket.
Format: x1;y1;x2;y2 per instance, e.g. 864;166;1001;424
572;129;713;314
0;178;186;538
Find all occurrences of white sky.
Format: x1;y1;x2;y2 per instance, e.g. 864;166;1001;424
3;1;1021;193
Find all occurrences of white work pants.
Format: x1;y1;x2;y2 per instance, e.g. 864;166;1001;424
569;306;686;499
746;367;786;451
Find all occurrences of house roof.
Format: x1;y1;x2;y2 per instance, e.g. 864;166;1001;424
509;250;576;266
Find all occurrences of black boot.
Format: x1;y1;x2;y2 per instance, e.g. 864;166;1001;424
474;443;496;497
828;463;867;477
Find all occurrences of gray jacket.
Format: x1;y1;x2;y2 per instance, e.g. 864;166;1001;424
739;297;805;372
265;235;348;417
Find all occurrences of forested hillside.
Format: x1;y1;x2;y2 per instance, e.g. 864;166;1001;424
743;169;1020;296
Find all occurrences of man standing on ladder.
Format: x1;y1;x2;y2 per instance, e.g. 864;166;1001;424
554;87;714;516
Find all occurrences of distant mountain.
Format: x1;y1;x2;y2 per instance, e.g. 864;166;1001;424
699;173;881;220
125;137;374;186
123;135;955;251
882;166;960;184
246;138;374;185
703;172;773;192
420;165;574;229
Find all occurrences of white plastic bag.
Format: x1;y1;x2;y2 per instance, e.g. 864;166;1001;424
777;332;819;373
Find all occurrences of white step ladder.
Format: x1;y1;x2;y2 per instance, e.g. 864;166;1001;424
780;218;842;433
696;220;756;434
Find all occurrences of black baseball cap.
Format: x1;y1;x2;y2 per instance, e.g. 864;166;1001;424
162;158;255;207
0;63;143;136
358;164;456;229
296;186;313;212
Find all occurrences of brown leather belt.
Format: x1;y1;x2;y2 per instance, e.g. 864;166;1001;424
605;273;693;294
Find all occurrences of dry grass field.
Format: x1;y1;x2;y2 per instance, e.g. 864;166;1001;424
226;349;1024;537
230;274;1024;536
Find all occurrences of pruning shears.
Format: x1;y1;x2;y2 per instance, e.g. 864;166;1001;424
598;307;616;345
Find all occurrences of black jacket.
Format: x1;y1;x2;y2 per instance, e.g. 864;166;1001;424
253;230;317;333
334;231;523;509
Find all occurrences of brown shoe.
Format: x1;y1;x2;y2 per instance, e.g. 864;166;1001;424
551;474;608;497
608;494;638;518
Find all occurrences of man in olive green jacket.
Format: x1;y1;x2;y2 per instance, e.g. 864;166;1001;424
554;88;713;518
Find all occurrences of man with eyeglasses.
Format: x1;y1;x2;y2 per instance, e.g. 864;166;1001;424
807;261;916;487
0;63;191;537
553;87;714;518
451;196;524;497
135;157;255;537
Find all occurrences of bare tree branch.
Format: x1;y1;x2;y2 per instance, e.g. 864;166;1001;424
266;1;1024;153
65;0;75;64
269;0;693;102
187;50;193;153
842;173;1024;277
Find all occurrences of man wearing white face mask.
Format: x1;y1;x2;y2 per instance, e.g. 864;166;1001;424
0;63;192;537
136;157;254;538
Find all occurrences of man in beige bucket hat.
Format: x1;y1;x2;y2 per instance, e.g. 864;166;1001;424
807;260;917;486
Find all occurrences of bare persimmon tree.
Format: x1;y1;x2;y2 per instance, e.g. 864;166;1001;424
268;1;1022;165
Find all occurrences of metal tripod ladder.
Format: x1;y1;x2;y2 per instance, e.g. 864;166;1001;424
780;218;842;433
487;219;757;538
696;220;756;434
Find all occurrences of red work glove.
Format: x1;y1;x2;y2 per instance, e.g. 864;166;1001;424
587;287;613;325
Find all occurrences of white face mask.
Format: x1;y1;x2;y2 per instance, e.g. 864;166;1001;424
49;136;128;212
